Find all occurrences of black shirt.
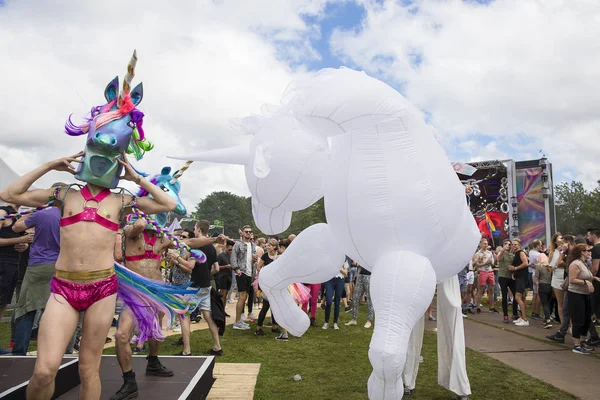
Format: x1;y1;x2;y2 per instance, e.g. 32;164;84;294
592;244;600;278
261;252;276;267
512;249;529;280
0;206;21;261
191;244;218;288
216;251;231;278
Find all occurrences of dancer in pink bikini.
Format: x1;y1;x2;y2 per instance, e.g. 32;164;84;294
0;52;178;400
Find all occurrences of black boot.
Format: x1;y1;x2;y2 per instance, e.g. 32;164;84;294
146;356;174;377
110;371;138;400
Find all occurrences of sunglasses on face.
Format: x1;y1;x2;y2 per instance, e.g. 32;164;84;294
244;231;252;234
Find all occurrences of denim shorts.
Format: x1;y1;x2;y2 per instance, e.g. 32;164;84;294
189;287;211;312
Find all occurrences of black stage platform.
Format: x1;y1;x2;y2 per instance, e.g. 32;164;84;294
0;355;215;400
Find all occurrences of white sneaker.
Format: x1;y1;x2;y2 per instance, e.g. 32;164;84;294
248;313;258;320
240;321;250;328
512;317;523;324
345;320;357;326
241;314;247;322
515;320;529;327
364;321;372;328
172;326;181;333
334;323;339;330
233;322;250;330
322;323;329;330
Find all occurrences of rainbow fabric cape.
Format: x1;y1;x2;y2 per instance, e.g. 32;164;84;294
114;263;198;342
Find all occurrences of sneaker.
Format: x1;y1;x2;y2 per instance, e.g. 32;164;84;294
233;322;250;330
364;321;372;328
334;323;339;330
489;308;499;313
546;333;565;343
241;321;251;328
172;326;181;333
512;317;523;324
0;348;11;355
205;349;223;356
175;351;192;356
530;313;542;320
130;335;139;344
146;358;174;377
171;337;184;347
476;308;481;314
345;320;357;326
271;327;281;334
344;306;352;313
587;337;600;346
255;329;265;337
572;345;592;355
515;320;529;327
512;315;519;321
428;316;436;321
503;315;509;323
580;341;595;351
543;320;553;329
248;313;258;320
275;333;288;341
404;386;415;396
7;341;14;350
132;346;146;354
322;323;329;330
310;318;318;327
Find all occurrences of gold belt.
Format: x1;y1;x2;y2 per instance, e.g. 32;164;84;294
55;267;115;280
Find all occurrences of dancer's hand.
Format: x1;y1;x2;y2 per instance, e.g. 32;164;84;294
15;243;28;252
46;152;84;174
117;152;139;182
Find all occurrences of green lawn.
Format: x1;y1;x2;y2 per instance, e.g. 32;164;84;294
102;306;575;400
0;304;576;400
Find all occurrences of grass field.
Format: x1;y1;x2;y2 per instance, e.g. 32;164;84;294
1;303;577;400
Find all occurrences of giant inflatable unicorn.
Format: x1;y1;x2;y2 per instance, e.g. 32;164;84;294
172;68;479;399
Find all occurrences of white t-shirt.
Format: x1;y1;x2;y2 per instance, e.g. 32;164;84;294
245;242;252;271
528;250;540;274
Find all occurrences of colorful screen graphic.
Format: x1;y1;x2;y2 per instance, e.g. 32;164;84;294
516;167;546;247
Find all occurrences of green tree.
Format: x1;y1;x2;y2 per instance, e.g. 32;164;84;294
554;181;600;234
191;191;252;237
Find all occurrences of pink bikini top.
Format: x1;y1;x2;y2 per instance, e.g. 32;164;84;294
124;231;162;262
60;186;119;232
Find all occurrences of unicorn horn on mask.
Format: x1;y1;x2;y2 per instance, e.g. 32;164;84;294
119;49;138;106
170;160;193;184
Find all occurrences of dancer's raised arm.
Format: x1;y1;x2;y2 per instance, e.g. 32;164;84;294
0;152;83;207
119;153;177;215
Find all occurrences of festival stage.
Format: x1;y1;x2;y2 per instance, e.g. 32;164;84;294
0;355;215;400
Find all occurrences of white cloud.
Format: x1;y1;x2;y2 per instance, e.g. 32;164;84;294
329;0;600;187
0;0;330;210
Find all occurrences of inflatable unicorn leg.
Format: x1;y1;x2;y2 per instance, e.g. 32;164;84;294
436;275;471;397
402;315;425;393
368;251;436;400
258;223;346;337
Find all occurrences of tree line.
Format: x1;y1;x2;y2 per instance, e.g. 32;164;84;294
182;182;600;238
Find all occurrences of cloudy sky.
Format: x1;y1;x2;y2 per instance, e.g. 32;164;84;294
1;0;598;211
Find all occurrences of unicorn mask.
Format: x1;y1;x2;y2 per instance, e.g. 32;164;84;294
65;50;153;188
135;166;187;228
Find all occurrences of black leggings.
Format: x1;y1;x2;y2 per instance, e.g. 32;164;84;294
538;283;552;320
257;298;276;327
498;277;518;317
568;291;591;340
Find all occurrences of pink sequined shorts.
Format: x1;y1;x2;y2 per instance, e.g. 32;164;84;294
51;275;118;312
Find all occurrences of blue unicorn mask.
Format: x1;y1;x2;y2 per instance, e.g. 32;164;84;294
135;166;187;227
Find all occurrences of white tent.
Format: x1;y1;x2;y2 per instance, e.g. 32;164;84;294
0;157;22;205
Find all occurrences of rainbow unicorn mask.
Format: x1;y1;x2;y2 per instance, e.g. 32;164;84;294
65;50;153;188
